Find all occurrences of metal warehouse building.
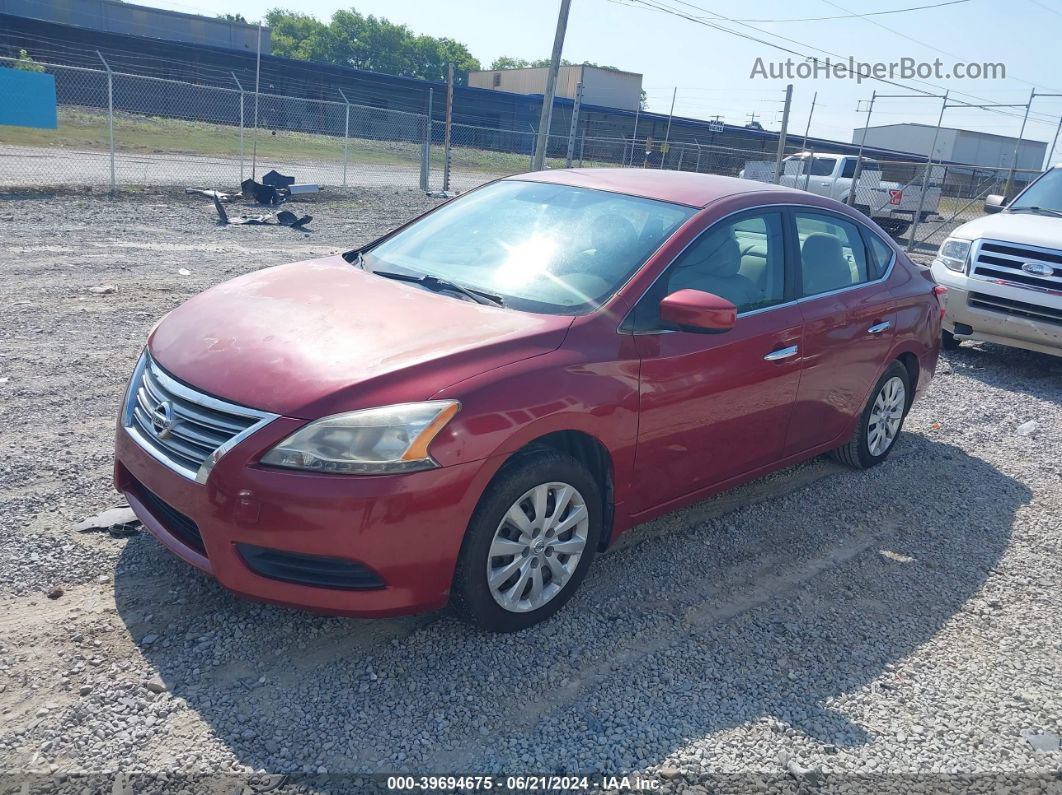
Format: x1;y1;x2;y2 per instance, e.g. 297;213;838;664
469;64;643;112
0;0;269;52
852;123;1048;172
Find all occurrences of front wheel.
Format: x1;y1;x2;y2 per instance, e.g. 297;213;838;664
450;449;602;632
831;361;911;469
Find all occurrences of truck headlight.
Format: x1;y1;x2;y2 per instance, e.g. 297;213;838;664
934;238;971;273
260;401;459;475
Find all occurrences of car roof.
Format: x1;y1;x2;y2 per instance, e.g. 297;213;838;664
506;168;797;209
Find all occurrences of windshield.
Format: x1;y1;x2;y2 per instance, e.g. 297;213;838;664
1009;168;1062;213
362;180;696;315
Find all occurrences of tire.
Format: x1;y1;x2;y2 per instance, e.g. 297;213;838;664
831;361;912;470
879;220;910;238
941;329;961;350
450;449;603;632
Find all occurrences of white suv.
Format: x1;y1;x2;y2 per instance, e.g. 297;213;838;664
930;166;1062;357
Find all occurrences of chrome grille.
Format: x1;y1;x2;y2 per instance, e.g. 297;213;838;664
122;353;277;483
971;240;1062;293
968;291;1062;328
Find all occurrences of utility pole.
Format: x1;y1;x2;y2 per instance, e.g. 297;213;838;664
848;91;876;207
565;82;583;168
628;104;640;167
532;0;572;171
745;111;759;127
443;63;454;191
800;91;817;153
661;86;677;169
1003;88;1036;198
799;92;817;190
251;22;262;181
772;83;793;184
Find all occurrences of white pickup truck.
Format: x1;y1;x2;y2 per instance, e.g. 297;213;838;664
742;152;941;237
930;165;1062;358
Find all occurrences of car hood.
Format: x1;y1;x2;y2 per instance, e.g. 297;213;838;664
149;255;573;418
951;212;1062;249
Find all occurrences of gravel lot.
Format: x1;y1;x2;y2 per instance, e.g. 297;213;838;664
0;190;1060;794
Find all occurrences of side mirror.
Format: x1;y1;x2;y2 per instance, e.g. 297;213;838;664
659;289;737;334
984;194;1005;214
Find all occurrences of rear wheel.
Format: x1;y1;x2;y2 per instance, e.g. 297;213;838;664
451;449;602;632
879;219;911;238
831;361;911;469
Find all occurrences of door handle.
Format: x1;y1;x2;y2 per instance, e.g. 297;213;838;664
763;345;799;361
867;321;892;334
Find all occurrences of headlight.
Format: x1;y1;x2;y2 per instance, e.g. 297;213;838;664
260;401;459;475
934;238;971;273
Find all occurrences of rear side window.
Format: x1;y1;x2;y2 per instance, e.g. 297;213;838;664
794;211;871;296
809;157;836;176
864;231;895;279
841;159;857;179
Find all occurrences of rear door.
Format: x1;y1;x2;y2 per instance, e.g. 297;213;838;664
629;208;804;513
783;208;897;456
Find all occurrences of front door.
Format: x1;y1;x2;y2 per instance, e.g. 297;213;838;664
630;209;803;514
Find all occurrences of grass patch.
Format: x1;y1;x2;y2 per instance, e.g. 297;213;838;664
0;107;580;177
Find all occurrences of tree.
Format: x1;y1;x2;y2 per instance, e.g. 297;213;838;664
266;8;480;84
14;48;45;73
217;13;248;23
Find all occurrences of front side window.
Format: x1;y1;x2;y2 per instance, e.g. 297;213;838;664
362;180;695;315
795;211;871;296
627;211;786;331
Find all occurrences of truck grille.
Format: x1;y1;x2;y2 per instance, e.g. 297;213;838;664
971;240;1062;293
968;292;1062;328
122;353;277;483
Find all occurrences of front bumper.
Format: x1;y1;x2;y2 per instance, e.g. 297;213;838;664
114;420;490;616
930;261;1062;358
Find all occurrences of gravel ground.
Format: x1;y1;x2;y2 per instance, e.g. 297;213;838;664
0;191;1060;794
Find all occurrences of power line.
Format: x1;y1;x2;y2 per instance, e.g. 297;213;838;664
1026;0;1062;18
819;0;1062;95
731;0;972;23
610;0;1060;126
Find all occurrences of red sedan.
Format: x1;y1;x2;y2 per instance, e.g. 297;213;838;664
115;169;941;632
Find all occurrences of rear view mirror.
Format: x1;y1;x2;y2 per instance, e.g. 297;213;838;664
659;289;737;334
984;194;1005;214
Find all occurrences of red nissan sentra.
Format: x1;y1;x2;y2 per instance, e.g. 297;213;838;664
115;169;941;632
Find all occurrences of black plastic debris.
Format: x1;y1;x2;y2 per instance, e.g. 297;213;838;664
214;196;312;229
241;178;282;206
277;210;313;229
261;169;296;188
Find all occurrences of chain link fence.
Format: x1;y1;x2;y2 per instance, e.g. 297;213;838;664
0;55;1049;252
0;57;431;190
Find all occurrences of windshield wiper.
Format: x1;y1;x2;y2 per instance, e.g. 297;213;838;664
371;269;504;307
1008;206;1062;218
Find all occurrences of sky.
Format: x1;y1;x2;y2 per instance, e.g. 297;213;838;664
133;0;1062;158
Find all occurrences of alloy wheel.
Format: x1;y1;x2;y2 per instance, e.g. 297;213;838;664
486;481;589;613
867;376;906;457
